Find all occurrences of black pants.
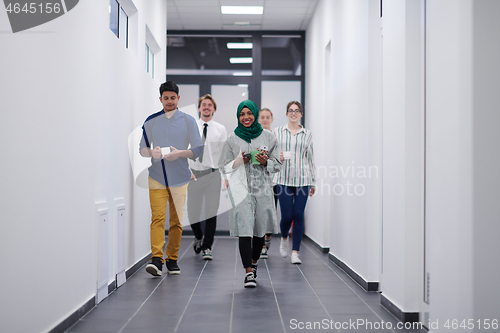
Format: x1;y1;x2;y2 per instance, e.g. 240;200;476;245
265;186;278;239
188;169;221;250
239;236;265;268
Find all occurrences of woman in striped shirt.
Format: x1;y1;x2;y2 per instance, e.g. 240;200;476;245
272;101;316;264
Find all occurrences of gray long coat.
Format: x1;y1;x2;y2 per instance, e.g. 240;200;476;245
218;130;282;237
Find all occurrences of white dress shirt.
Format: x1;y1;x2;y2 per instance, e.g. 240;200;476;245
189;118;228;171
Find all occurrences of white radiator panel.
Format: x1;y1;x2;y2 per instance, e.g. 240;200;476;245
116;203;126;287
96;204;109;304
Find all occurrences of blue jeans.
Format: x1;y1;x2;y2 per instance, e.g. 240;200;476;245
277;185;310;251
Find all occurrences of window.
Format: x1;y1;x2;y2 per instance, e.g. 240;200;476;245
109;0;118;37
166;31;306;122
109;0;128;48
119;7;128;48
261;36;302;76
167;35;253;76
145;25;160;78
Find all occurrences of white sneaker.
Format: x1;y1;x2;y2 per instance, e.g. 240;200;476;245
291;252;302;264
280;238;289;258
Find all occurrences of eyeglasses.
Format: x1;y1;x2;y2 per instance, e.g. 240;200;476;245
287;109;301;114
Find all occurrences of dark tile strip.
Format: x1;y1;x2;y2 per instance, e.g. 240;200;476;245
263;259;288;333
295;265;342;333
229;238;239;333
172;242;212;333
328;253;379;292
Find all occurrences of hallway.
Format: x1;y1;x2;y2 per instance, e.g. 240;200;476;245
67;237;425;333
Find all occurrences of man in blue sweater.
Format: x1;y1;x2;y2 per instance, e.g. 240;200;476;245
140;81;203;276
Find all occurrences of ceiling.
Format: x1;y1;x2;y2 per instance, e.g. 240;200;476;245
167;0;320;31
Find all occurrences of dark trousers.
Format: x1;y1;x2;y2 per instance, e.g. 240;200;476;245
265;186;278;238
187;169;221;250
239;236;265;268
277;185;310;252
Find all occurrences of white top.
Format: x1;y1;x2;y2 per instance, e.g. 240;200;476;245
189;118;228;171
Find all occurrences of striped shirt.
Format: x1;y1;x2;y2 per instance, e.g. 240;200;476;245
272;124;316;187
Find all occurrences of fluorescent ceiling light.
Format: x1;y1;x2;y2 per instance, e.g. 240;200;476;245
238;84;249;87
221;6;264;15
233;71;253;76
227;42;253;49
230;57;253;64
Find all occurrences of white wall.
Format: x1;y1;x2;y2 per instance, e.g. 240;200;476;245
471;0;500;322
380;0;424;313
305;0;382;283
425;0;474;327
304;0;333;251
0;1;166;332
306;0;500;326
426;0;500;330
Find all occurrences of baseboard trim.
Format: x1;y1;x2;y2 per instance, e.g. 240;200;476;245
304;235;329;253
381;294;419;323
48;297;95;333
328;253;379;292
49;253;151;333
179;229;231;236
108;280;116;294
126;253;151;279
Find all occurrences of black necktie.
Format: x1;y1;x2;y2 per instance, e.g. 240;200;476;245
199;123;208;163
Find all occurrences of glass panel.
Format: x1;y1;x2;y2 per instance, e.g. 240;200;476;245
119;7;128;47
145;44;149;72
151;52;154;78
261;36;302;76
109;0;119;38
211;84;249;131
261;81;301;129
176;84;200;110
167;36;253;76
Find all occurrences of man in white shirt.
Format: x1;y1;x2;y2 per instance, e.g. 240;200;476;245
188;94;228;260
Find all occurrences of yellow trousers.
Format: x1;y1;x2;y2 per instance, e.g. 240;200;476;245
149;177;188;263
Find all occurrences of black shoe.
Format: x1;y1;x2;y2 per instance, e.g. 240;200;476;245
146;257;162;276
251;263;258;278
193;238;202;254
244;272;256;288
165;259;180;275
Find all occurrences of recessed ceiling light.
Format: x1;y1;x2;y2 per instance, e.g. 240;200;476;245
221;6;264;15
227;42;253;49
233;71;253;76
230;57;253;64
238;84;249;87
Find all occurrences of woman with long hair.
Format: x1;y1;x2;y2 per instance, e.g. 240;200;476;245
218;100;282;287
273;101;316;264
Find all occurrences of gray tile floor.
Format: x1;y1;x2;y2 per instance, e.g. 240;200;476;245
67;237;426;333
